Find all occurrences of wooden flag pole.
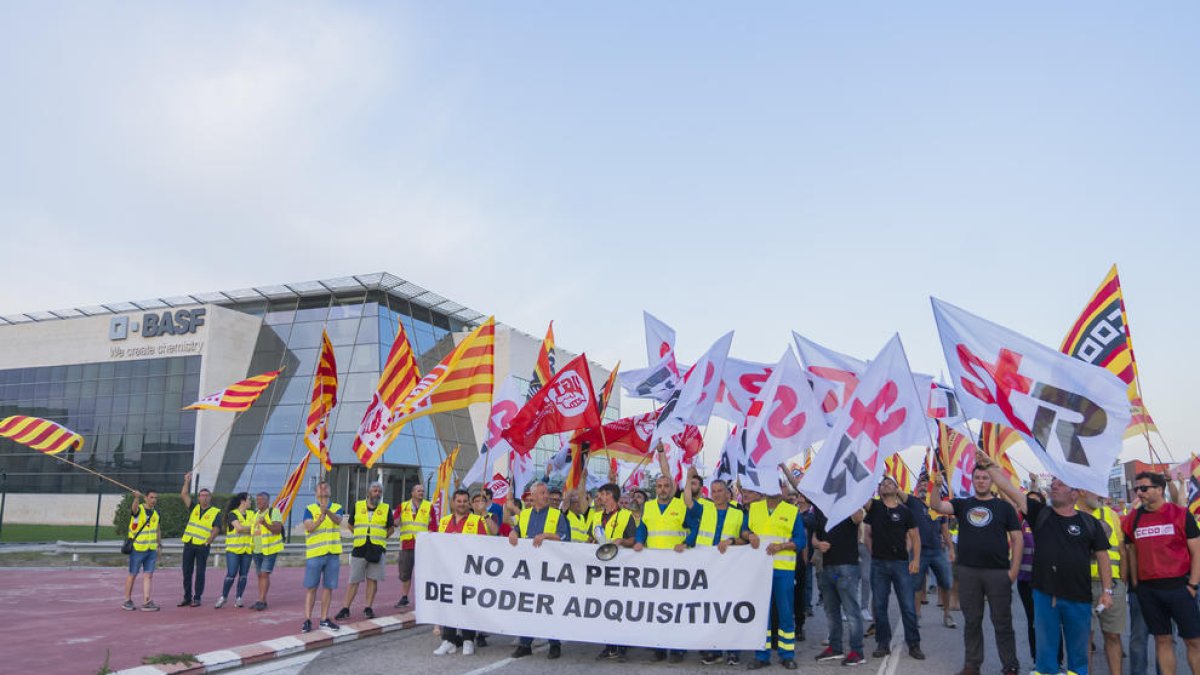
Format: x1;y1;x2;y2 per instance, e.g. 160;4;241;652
46;452;137;493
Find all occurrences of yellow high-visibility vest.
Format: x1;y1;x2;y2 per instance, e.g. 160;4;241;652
588;508;633;542
439;514;484;534
517;507;562;539
181;505;220;545
352;500;391;550
225;509;254;554
253;507;283;555
748;499;799;571
398;500;431;544
642;497;688;549
305;502;344;558
696;503;744;547
129;505;160;552
565;509;592;542
1085;505;1123;581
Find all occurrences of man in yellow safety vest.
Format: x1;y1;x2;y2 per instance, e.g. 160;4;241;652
508;481;570;660
250;491;283;611
123;489;162;612
179;472;219;608
393;484;434;608
433;489;489;656
302;480;344;633
695;476;747;666
742;483;805;671
336;481;395;621
591;481;637;662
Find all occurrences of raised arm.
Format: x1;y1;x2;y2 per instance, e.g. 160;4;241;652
929;474;953;516
180;472;193;510
978;450;1027;514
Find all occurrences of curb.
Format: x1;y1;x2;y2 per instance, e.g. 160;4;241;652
114;612;416;674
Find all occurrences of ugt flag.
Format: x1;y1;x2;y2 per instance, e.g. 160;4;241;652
932;298;1130;495
800;334;928;528
502;354;601;456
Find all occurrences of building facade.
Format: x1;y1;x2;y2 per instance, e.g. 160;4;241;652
0;273;614;524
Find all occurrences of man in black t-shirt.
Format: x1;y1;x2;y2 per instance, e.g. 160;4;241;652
864;477;923;661
812;504;868;666
983;453;1112;675
931;465;1022;675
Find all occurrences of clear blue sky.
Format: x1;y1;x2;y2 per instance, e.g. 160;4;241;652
1;3;1196;467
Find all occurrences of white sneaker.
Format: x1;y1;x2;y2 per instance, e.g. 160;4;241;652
462;640;475;656
215;596;226;609
433;640;457;656
235;597;244;608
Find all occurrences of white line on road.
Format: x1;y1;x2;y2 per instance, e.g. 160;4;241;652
459;643;548;675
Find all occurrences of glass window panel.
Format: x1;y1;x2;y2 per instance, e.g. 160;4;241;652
328;432;356;464
130;360;149;377
146;376;166;394
328;300;364;320
286;322;326;349
264;310;295;326
293;305;329;324
148;359;168;376
145;394;165;415
349;344;379;373
36;366;51;382
184;356;202;375
49;365;67;382
130;377;147;395
285;347;320;376
80;380;97;398
99;362;116;379
325;319;361;347
265;322;292;342
341;372;377;402
273;374;310;407
167;358;186;376
21;368;38;384
263;405;304;436
333;401;368;434
114;376;131;395
111;396;130;415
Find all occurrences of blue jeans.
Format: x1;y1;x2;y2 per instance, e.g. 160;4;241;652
871;559;920;649
802;560;814;611
222;552;251;599
820;564;864;655
1129;588;1163;675
757;570;796;663
1033;589;1090;675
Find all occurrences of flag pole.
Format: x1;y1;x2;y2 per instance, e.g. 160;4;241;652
47;452;137;493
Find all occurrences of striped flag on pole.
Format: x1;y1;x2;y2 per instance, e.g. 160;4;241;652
273;452;311;521
529;322;557;398
184;370;283;412
304;331;338;472
0;416;84;455
885;455;914;492
387;318;496;435
352;322;421;468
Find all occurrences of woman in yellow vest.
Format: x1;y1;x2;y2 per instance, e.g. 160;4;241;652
250;491;284;611
123;489;162;611
216;493;253;609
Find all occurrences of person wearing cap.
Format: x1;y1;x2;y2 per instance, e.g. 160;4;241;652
864;475;924;661
335;481;395;621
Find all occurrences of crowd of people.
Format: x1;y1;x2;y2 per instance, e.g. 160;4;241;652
117;451;1200;674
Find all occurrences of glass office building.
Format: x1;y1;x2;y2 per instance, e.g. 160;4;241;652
0;273;614;513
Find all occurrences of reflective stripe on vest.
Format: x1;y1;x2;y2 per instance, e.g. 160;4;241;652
566;510;592;542
748;499;799;571
589;508;633;542
129;505;160;552
352;500;391;550
305;502;344;558
225;510;254;554
182;505;220;545
642;497;688;549
1088;506;1122;580
439;514;483;534
253;507;284;555
399;500;431;542
696;503;744;547
517;507;562;539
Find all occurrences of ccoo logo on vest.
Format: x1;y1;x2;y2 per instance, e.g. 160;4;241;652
109;309;206;340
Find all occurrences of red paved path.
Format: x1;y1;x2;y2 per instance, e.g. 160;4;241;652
0;566;409;674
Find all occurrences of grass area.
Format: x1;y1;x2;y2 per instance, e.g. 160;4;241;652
0;523;122;542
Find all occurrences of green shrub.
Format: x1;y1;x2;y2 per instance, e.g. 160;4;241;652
112;493;235;538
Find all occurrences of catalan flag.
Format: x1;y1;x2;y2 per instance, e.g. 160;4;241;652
937;420;979;498
979;422;1021;486
184;370;283;412
529;322;557;399
272;452;311;521
0;416;84;455
885;454;914;492
353;322;421;468
386;318;495;439
1060;264;1157;439
432;446;460;521
597;361;620;416
304;331;338;472
1187;455;1200;519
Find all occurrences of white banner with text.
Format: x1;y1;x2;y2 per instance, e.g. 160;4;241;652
413;532;773;649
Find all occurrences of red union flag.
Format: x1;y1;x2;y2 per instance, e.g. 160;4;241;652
502;354;601;456
932;298;1129;495
800;334;928;528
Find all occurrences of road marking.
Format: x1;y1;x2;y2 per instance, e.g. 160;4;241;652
459;643;547;675
875;635;902;675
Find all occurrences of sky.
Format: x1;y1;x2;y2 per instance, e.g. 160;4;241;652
1;3;1197;472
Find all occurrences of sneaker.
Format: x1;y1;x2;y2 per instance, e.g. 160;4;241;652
511;646;532;659
699;653;722;665
335;607;350;621
122;600;136;611
872;647;890;658
943;615;957;629
252;601;266;611
816;647;845;662
177;598;191;607
215;596;226;609
141;601;160;612
797;629;806;642
320;619;340;631
821;638;830;646
726;654;741;666
747;661;770;671
865;623;875;637
364;607;375;619
908;645;926;660
548;644;561;659
190;600;201;608
234;597;244;608
842;651;864;666
433;640;457;656
668;652;684;663
301;619;312;633
462;640;475;656
781;661;798;671
395;595;409;608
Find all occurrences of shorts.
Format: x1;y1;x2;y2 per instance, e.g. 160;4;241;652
397;548;415;582
253;552;277;574
350;555;385;584
304;554;341;590
1135;583;1200;638
128;548;158;575
1092;579;1127;634
914;548;953;591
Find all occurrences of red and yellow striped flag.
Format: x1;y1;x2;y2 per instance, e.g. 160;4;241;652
0;416;84;455
884;455;913;492
531;322;556;396
184;370;283;412
1060;264;1157;439
979;422;1021;486
352;322;422;467
304;331;338;471
387;318;495;438
597;361;620;416
272;452;311;522
432;445;460;520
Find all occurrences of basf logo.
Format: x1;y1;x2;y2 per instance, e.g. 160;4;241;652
109;309;206;341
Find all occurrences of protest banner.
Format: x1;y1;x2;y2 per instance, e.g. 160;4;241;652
413;532;772;649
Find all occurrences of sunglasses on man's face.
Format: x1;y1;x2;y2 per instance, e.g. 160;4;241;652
1134;485;1159;493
